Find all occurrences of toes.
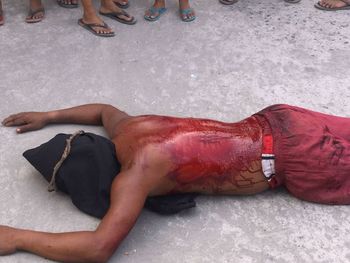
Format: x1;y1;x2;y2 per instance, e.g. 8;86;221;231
145;11;155;19
319;0;346;8
92;25;113;35
120;14;131;21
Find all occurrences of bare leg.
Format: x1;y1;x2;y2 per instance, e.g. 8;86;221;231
26;0;45;23
0;0;4;26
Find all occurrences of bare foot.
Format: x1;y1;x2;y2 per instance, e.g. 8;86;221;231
79;19;115;37
57;0;78;8
317;0;349;8
179;0;195;22
113;0;129;9
100;0;135;24
81;14;114;36
144;0;166;20
26;0;45;23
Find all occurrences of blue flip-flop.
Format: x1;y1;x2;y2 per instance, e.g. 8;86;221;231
180;8;196;22
144;6;167;22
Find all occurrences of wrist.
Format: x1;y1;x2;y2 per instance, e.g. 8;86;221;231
11;228;22;251
46;111;58;124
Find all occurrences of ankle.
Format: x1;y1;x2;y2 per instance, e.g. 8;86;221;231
29;0;43;9
83;9;98;17
179;0;190;8
83;13;101;23
30;0;42;6
153;0;166;7
101;0;119;9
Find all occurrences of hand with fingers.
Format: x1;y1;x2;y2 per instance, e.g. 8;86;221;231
2;112;49;133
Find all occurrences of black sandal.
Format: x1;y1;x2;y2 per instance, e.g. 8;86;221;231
99;10;137;25
78;18;115;37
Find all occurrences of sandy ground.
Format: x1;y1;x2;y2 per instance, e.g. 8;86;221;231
0;0;350;262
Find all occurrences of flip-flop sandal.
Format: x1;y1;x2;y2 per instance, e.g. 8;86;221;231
284;0;301;3
180;8;196;22
144;7;167;21
25;8;45;23
113;0;130;9
57;0;78;8
314;0;350;10
78;18;115;37
99;10;137;25
219;0;239;5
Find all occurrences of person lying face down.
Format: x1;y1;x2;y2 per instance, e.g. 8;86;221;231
1;103;350;262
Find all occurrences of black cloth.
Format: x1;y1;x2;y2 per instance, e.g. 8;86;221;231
23;132;196;218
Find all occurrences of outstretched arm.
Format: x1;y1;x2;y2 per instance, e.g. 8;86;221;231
0;168;150;262
2;104;130;138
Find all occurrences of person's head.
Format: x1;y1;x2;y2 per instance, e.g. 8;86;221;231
23;131;120;218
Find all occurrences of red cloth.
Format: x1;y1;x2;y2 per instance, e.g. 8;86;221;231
254;104;350;205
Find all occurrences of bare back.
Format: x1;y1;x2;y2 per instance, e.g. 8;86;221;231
112;114;269;196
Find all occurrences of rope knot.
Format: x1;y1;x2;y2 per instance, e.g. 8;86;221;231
47;130;85;192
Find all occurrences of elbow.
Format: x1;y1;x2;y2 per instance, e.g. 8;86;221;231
90;250;112;263
90;237;118;263
90;246;113;263
92;253;111;263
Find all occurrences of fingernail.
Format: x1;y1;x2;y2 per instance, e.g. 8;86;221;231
16;128;20;133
